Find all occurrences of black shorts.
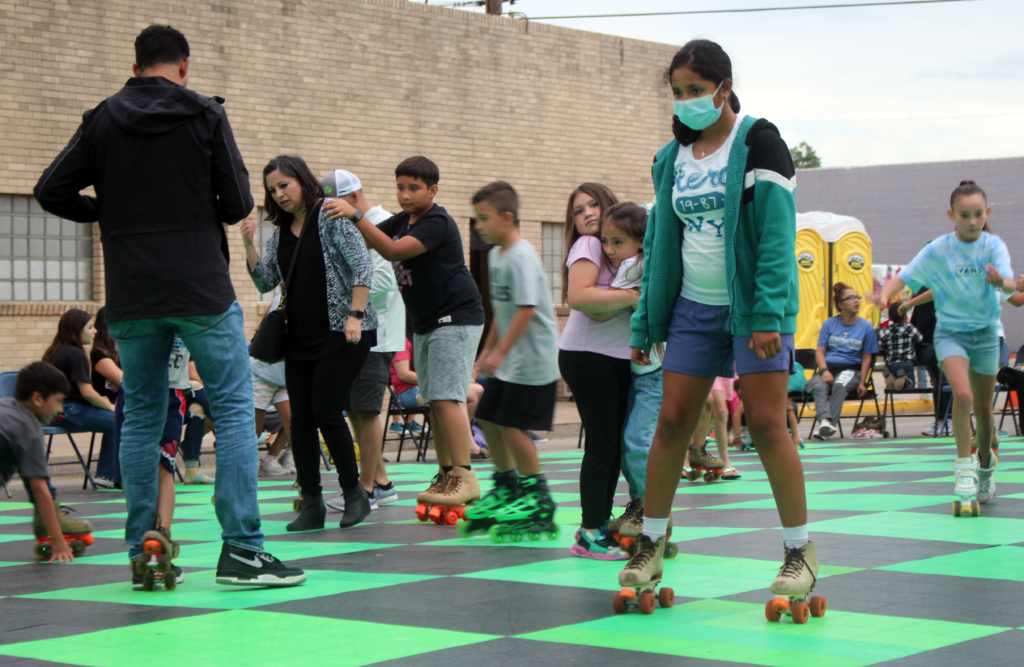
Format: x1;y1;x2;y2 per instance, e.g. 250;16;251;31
344;351;395;414
475;378;557;432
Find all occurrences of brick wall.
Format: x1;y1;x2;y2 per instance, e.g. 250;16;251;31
0;0;677;372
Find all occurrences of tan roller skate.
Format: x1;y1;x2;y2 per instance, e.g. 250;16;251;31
685;443;725;483
132;523;182;591
32;505;94;559
766;541;825;624
610;501;677;558
419;467;480;526
613;534;675;615
414;469;450;521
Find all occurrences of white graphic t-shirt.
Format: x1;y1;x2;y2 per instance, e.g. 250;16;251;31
673;119;741;306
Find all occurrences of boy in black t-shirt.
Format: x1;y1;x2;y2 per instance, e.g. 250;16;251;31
0;362;92;562
324;156;484;510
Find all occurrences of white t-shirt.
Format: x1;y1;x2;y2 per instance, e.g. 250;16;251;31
610;255;663;375
364;205;406;354
168;336;191;390
674;119;741;306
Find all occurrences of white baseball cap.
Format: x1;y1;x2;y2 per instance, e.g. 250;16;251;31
321;169;362;198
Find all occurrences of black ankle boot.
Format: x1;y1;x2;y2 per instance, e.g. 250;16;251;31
287;493;325;532
338;485;371;528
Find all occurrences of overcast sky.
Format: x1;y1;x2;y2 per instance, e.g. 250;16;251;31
441;0;1022;168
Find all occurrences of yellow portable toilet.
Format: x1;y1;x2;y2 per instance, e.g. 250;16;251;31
794;212;875;350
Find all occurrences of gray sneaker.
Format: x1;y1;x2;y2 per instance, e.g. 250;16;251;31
329;489;380;511
374;482;398;505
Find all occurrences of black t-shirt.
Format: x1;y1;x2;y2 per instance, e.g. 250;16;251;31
49;344;90;404
90;347;119;402
909;286;937;345
277;204;347;361
377;204;484;335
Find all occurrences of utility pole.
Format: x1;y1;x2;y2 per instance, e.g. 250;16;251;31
485;0;502;14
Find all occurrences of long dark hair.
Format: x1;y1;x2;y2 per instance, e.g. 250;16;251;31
666;40;742;147
949;179;991;232
42;309;92;365
561;183;619;303
262;155;325;227
91;306;118;366
599;202;648;277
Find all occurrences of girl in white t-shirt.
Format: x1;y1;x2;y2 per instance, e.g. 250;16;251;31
557;184;639;560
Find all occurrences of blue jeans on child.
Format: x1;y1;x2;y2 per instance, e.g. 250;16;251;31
108;301;263;561
621;369;663;502
59;401;117;482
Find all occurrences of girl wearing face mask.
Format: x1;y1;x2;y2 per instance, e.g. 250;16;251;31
619;40;814;612
876;180;1017;514
557;183;640;560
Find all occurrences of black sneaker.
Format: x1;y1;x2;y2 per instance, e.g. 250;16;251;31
131;564;184;590
215;543;306;587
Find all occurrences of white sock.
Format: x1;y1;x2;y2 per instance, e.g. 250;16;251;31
782;525;808;549
642;516;669;542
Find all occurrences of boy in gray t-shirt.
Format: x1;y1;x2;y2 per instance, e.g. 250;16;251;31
0;362;92;562
461;182;558;541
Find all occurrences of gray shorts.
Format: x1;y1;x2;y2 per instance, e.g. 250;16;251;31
344;351;395;414
413;324;484;403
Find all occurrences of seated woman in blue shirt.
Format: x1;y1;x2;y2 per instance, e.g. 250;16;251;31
805;282;879;440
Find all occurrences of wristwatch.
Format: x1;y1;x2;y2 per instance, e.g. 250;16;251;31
349;310;365;320
350;210;364;223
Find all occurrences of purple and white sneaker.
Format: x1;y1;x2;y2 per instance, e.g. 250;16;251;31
570;527;629;560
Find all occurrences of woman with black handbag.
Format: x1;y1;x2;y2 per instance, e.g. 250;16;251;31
241;155;377;531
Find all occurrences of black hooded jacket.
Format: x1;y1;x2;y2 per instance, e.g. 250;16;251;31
34;76;253;322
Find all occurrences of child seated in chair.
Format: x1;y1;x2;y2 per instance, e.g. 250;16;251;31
879;302;923;390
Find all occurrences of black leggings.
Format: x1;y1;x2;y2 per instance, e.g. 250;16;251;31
559;349;632;529
286;338;372;495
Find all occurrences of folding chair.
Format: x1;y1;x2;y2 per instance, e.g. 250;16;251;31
790;349;817;424
0;370;100;490
804;356;881;438
383;385;432;462
882;343;939;438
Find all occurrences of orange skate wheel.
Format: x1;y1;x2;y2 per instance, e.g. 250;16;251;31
619;588;636;602
414;503;430;521
618;536;634;551
428;505;444;524
658;587;675;608
443;511;459;525
809;595;826;618
765;599;782;622
638;592;656;614
143;539;164;556
81;533;95;546
164;570;177;591
612;592;628;614
772;597;790;614
791;601;809;624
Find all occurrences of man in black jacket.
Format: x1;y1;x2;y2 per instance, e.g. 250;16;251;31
34;25;304;588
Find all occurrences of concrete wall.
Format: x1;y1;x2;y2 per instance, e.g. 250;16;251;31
795;157;1024;351
0;0;679;368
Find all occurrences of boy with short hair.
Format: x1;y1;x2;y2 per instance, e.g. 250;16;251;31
0;362;91;563
460;182;559;539
326;157;485;508
879;302;923;390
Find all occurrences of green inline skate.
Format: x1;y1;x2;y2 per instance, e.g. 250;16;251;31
458;469;521;538
488;474;559;543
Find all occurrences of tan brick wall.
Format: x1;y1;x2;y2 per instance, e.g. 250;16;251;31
0;0;677;374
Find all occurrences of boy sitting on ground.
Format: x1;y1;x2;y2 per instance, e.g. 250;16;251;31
0;362;92;563
879;302;923;390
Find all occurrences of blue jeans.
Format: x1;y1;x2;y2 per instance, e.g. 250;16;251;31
886;361;917;389
59;401;117;482
621;369;663;502
108;301;263;560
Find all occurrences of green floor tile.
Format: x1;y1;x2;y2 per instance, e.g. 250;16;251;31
75;540;405;568
879;545;1024;581
92;519;296;541
676;481;890;495
808;511;1024;545
460;554;858;598
705;494;950;512
0;514;30;525
0;609;497;666
516;599;1006;667
19;569;439;610
0;502;33;512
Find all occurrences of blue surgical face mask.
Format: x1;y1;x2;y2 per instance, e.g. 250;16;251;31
673;82;724;131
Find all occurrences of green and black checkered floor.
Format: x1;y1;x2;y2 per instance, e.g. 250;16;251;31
3;435;1024;667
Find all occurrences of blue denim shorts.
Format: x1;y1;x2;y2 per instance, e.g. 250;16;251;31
662;295;795;378
934;327;1001;376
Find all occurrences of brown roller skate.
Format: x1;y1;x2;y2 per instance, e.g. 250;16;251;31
132;523;182;591
766;541;825;624
419;467;480;525
415;469;450;521
613;534;675;615
32;505;94;560
685;443;725;483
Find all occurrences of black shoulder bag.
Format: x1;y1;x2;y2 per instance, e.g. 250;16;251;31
248;208;315;363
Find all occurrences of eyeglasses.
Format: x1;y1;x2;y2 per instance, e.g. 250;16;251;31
839;295;862;302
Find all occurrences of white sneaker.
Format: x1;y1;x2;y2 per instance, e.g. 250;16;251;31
922;422;939;436
978;453;997;503
953;457;979;499
259;454;289;477
279;448;296;473
816;421;836;439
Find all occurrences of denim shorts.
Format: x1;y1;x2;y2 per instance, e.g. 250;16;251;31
662;295;795;378
934;327;1002;376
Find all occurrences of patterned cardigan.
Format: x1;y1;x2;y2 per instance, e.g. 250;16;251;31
249;209;378;332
